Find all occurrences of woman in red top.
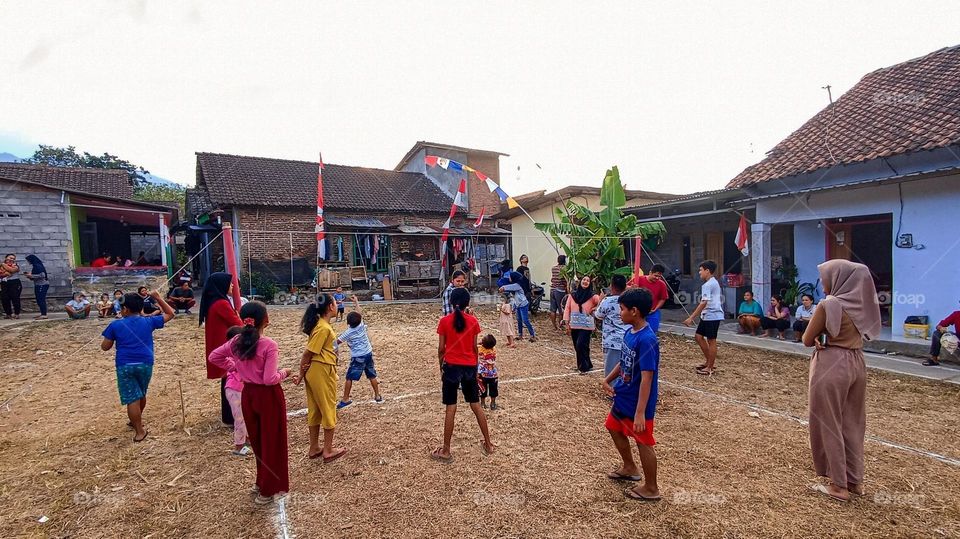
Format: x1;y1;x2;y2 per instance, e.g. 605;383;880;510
431;287;494;462
199;272;243;425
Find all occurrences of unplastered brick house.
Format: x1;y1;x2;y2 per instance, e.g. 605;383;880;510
186;142;512;298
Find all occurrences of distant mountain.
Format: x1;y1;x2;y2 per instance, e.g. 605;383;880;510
142;172;187;188
0;152;21;163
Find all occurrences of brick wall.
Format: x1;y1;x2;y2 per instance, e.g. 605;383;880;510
464;152;504;218
0;180;73;307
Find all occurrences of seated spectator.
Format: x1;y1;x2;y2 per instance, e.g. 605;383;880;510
737;290;763;335
139;286;159;315
760;294;791;340
167;281;196;314
96;293;113;318
792;294;817;342
65;292;91;319
90;252;113;268
926;305;960;366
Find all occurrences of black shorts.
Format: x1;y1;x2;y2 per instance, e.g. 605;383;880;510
549;289;567;313
441;364;479;405
696;319;721;340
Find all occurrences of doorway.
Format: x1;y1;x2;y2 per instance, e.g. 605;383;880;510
825;213;893;324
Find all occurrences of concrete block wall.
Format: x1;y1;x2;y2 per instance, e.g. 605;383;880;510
0;181;73;308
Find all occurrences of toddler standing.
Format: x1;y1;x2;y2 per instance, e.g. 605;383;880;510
497;297;517;347
478;334;499;410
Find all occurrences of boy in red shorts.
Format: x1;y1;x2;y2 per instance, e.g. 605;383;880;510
602;288;661;501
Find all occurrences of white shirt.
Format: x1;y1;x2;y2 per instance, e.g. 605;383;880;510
700;277;725;321
795;303;816;320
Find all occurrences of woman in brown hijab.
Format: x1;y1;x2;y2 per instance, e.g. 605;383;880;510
802;259;881;502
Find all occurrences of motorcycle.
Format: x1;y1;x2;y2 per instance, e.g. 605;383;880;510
529;282;546;314
663;269;684;308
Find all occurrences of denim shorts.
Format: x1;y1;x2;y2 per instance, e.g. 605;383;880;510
116;363;153;405
345;353;377;381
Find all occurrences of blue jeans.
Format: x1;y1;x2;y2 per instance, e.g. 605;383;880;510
34;284;49;316
647;310;661;332
516;304;535;337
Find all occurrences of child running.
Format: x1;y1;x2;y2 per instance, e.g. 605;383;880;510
478;334;499;410
497;296;517;347
295;293;347;463
96;293;113;318
683;260;724;375
336;295;383;408
602;288;661;501
432;287;494;462
222;325;252;456
208;301;291;505
100;290;174;443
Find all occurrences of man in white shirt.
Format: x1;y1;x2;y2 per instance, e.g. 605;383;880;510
683;260;723;375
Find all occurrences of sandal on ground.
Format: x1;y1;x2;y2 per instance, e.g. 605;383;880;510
374;395;384;403
133;431;149;443
809;484;849;502
922;359;940;366
695;364;707;371
607;470;642;482
336;400;352;409
430;448;453;463
624;488;662;502
696;367;713;376
479;440;495;456
322;448;348;464
254;494;274;505
232;445;253;457
307;450;323;460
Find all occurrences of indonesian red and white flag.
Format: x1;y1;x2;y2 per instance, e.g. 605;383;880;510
453;178;467;208
316;153;327;260
735;214;750;256
473;207;485;228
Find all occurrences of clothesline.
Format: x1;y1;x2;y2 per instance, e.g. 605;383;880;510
230;227;646;240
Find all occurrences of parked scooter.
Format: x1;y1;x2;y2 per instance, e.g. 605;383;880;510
663;269;684;308
529;282;546;314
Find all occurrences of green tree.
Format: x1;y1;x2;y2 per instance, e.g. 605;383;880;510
23;144;150;186
133;183;186;212
534;166;666;289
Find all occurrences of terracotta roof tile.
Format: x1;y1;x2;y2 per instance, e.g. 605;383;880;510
0;163;134;198
729;45;960;187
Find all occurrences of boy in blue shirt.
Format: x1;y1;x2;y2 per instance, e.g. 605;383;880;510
336;295;382;408
101;290;175;442
602;288;661;501
334;287;346;322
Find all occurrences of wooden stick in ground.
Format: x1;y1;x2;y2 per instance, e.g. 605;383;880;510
178;380;186;431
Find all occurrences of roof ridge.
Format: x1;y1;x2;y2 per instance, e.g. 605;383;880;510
196;151;427;176
0;162;130;175
862;43;960;78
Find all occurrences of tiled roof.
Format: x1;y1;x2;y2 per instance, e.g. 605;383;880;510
729;45;960;188
196;152;453;213
0;162;134;198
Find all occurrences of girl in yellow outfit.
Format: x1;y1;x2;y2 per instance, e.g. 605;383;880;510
294;293;347;463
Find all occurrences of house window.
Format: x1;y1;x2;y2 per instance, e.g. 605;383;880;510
681;236;691;275
352;234;390;272
4;212;21;218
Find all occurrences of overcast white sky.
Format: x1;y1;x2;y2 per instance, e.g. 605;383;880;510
1;1;958;196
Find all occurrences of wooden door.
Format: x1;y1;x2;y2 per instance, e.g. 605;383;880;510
705;232;724;273
826;223;853;260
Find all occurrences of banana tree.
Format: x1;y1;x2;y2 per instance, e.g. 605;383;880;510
534;166;666;289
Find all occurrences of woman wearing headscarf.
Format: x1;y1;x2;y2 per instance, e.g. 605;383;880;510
24;255;49;319
563;275;600;373
802;259;881;502
199;272;243;425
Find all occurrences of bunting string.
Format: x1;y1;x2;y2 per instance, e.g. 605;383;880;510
425;155;531;216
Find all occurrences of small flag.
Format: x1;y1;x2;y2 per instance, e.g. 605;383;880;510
484;178;499;192
463;165;475;173
448;160;464;172
506;197;519;209
437;157;450;169
473;208;486;228
424;155;439;167
735;214;750;256
493;186;509;202
476;171;489;182
453;179;467;208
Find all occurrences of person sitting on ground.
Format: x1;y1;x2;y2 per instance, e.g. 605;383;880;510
138;286;159;315
167;281;196;314
792;294;817;343
549;255;569;331
65;292;91;319
96;293;113;318
594;274;630;376
926;304;960;366
761;295;791;340
336;295;383;408
737;290;764;335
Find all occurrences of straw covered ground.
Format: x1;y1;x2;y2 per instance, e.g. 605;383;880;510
1;303;959;538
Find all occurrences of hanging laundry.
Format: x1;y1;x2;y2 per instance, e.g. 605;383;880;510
337;236;344;262
372;234;380;261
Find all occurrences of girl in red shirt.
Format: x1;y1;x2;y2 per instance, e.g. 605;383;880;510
432;287;494;462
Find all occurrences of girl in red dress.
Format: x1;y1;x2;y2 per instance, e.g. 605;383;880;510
199;272;243;425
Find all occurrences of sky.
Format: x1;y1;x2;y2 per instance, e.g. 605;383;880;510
1;1;959;195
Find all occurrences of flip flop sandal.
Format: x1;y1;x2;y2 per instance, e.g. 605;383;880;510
809;484;849;502
696;367;713;376
430;449;454;463
624;488;662;502
322;448;348;464
695;364;707;371
133;431;149;443
607;471;642;482
922;360;940;366
479;440;495;456
308;451;323;460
